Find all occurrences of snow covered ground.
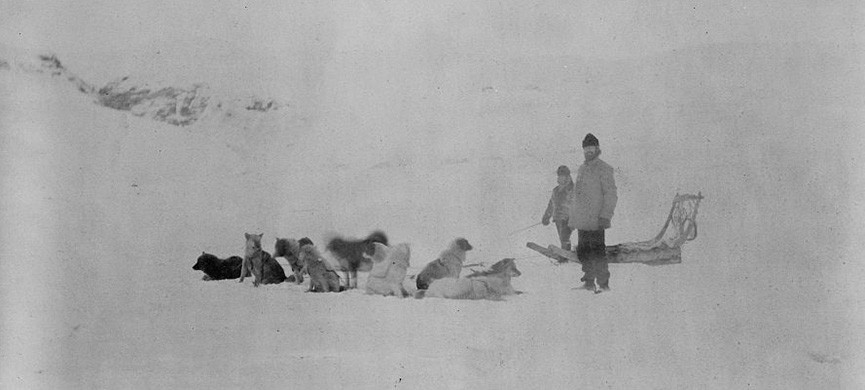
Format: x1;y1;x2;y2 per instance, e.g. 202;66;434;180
2;2;865;389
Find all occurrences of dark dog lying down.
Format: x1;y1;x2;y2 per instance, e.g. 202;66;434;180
326;230;388;289
193;252;243;280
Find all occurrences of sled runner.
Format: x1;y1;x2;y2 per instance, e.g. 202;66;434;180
527;192;704;266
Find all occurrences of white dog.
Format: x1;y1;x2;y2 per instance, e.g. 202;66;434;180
364;242;411;297
418;258;521;301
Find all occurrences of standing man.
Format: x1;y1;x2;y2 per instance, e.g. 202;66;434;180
569;133;617;293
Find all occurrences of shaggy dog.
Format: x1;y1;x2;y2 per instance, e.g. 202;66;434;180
239;233;287;286
417;258;521;301
298;244;344;292
273;237;311;284
364;242;411;297
326;230;388;289
415;238;473;290
192;252;243;280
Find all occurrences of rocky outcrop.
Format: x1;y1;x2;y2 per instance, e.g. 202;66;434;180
97;77;211;126
1;48;284;127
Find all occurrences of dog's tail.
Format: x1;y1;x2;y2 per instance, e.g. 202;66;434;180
414;290;426;299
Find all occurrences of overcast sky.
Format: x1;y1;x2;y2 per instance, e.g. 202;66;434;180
2;0;860;61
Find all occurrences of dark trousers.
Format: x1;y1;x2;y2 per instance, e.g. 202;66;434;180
576;230;609;287
555;220;573;250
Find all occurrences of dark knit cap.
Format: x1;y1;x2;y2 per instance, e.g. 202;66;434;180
556;165;571;176
582;133;599;148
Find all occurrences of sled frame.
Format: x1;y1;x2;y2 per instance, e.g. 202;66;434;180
527;192;704;266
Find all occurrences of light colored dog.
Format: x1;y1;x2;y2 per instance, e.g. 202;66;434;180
239;233;287;286
415;238;473;290
364;242;411;297
417;258;521;301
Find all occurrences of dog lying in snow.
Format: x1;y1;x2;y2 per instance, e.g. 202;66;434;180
326;231;388;289
238;233;287;286
415;237;473;290
192;252;243;280
364;242;411;297
298;244;344;292
416;258;521;301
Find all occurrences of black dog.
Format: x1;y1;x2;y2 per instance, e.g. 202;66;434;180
326;231;388;289
192;252;243;280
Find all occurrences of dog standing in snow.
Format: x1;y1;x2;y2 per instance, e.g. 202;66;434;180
415;237;473;290
326;231;388;289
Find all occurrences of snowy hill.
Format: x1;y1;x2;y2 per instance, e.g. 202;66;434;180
1;39;864;389
0;45;283;126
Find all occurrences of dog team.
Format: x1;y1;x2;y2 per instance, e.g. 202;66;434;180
192;231;522;301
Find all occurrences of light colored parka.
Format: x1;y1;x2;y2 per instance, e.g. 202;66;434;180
568;158;618;231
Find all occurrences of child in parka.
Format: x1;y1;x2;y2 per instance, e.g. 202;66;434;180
542;165;575;254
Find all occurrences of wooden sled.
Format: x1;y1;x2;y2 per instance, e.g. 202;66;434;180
528;192;704;266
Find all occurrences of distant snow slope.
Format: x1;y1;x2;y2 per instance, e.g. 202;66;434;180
0;44;282;126
1;40;863;389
